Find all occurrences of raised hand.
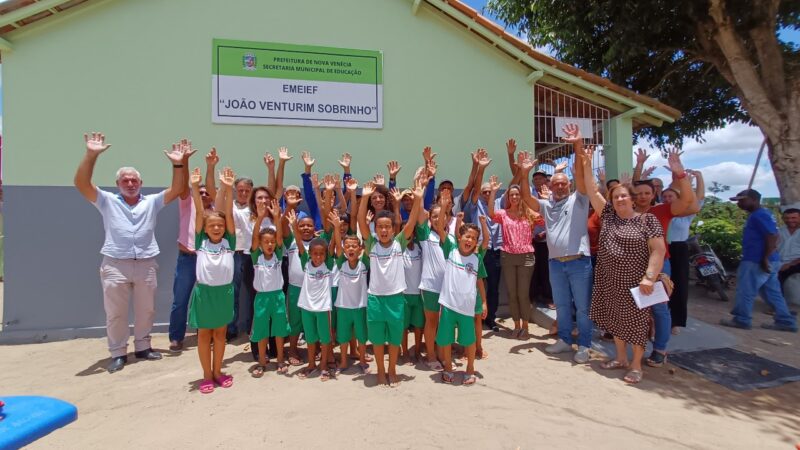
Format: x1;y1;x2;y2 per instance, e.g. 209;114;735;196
561;123;582;144
332;172;342;189
635;148;650;165
555;160;569;173
165;140;188;164
412;178;425;198
269;199;281;218
346;178;359;192
362;181;376;197
190;167;202;186
477;148;492;168
373;173;385;187
205;147;219;166
518;151;536;173
219;167;235;187
641;165;656;179
665;147;686;174
85;132;112;154
456;211;465;222
619;171;632;185
285;191;301;208
422;146;436;162
256;200;268;218
302;151;315;169
328;210;342;229
390;187;403;202
489;175;502;192
264;152;276;170
597;168;606;182
323;174;336;191
311;173;320;189
365;210;374;223
387;160;402;178
286;209;298;227
538;184;552;199
506;138;517;155
179;139;197;160
426;159;438;178
338;152;351;170
278;147;292;162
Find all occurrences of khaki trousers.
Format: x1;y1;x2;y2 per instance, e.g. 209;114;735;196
100;256;159;357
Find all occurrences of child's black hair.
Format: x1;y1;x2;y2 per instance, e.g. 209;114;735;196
459;222;480;237
342;234;362;246
308;237;328;252
259;228;277;238
375;210;395;222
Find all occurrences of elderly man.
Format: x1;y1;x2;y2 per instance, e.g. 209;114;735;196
74;132;191;373
720;190;797;332
778;208;800;290
518;124;594;364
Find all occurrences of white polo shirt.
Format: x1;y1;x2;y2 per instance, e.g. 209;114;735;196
92;187;165;259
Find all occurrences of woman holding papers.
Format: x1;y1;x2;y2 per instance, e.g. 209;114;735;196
577;146;665;384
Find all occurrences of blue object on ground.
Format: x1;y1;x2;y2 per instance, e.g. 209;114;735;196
0;396;77;449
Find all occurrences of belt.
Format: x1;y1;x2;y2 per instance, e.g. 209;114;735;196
554;254;583;263
235;250;245;254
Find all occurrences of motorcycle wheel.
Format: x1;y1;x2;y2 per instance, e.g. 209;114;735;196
708;276;729;302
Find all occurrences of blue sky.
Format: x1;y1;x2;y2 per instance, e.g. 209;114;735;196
461;0;792;199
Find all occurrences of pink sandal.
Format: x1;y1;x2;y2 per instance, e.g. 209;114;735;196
215;374;233;388
199;379;215;394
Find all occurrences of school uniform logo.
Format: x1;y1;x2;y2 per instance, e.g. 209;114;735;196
243;53;257;71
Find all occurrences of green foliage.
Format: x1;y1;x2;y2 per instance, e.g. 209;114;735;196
691;217;742;268
485;0;798;147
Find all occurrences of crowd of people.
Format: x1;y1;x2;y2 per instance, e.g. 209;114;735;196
75;124;799;392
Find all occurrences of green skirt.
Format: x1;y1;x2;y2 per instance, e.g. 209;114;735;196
189;283;234;329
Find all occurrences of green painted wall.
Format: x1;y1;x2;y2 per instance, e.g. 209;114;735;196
4;0;533;187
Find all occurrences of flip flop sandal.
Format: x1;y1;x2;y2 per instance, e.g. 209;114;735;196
463;374;477;386
215;374;234;388
199;379;215;394
441;371;455;384
277;363;289;374
252;365;266;378
320;370;331;382
600;360;629;370
288;355;303;366
357;362;371;374
624;370;643;384
363;354;375;362
297;367;318;379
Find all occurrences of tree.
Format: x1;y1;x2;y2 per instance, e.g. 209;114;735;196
487;0;799;203
708;181;731;196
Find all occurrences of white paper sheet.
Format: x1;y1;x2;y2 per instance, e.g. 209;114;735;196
630;282;670;309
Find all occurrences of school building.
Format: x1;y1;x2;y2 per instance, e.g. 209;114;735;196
0;0;679;341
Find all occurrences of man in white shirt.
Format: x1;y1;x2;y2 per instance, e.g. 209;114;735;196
778;208;800;290
74;132;191;373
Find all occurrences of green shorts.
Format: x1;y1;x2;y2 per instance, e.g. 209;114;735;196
421;289;441;313
367;293;405;346
404;294;425;329
336;307;368;344
300;309;332;345
251;290;290;341
436;306;476;347
287;284;304;336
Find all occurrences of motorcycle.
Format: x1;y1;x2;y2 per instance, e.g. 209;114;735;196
687;222;730;302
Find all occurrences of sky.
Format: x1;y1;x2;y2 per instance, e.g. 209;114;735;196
461;0;796;199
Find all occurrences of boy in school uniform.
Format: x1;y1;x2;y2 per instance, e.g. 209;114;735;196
432;207;487;386
357;178;425;387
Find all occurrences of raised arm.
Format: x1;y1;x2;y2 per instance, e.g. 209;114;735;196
264;152;276;195
632;148;649;183
461;151;480;204
471;149;491;204
163;139;194;205
203;147;218;202
560;123;587;195
664;148;699;216
251;200;269;252
286;209;305;256
75;132;111;203
580;146;606;213
346;177;359;233
357;181;375;238
479;215;490;251
329;210;342;257
275;146;291;200
190;167;205;234
219;167;236;234
271;198;283;244
432;192;449;242
518;152;541;212
333;173;347;214
687;169;705;201
506;139;518;176
422;147;437;209
487;175;502;219
402;178;425;241
320;174;336;233
387;160;401;189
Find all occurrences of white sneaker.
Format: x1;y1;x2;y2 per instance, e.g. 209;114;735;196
545;339;572;354
573;346;590;364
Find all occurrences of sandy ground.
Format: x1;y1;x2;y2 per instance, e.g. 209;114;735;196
2;312;799;450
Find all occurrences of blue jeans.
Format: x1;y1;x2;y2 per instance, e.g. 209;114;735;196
549;256;593;348
731;260;797;327
228;252;245;335
168;252;197;343
649;258;672;353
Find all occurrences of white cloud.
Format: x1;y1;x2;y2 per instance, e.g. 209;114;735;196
695;161;777;198
677;122;763;158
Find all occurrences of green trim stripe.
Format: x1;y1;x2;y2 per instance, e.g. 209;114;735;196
213;38;382;84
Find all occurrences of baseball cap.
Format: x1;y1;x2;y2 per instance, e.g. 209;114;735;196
729;189;761;202
438;180;454;188
284;184;301;194
532;171;547;178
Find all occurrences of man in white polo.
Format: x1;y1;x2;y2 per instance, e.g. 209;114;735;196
74;132;192;373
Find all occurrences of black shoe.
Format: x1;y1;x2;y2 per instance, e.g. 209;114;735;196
107;356;127;373
134;348;163;360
